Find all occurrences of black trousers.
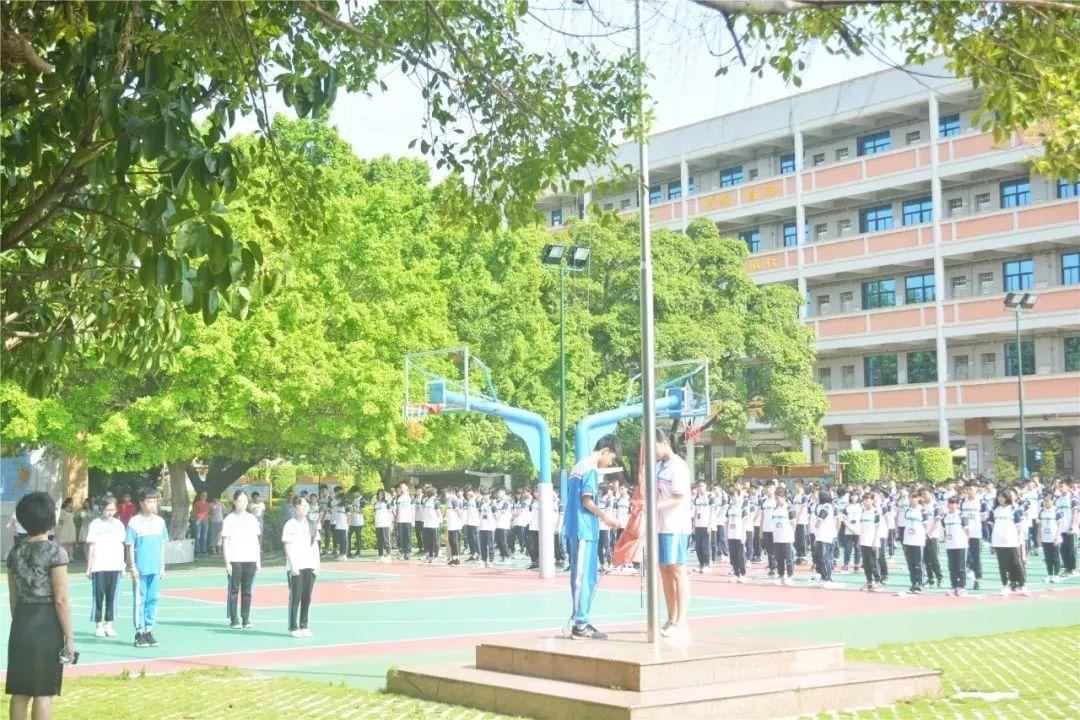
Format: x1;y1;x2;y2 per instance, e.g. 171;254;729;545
762;531;775;571
923;538;942;583
422;527;439;558
877;540;889;580
841;530;857;566
967;538;983;579
332;528;347;555
816;541;834;581
946;548;966;589
376;526;391;556
694;527;712;568
794;525;807;560
554;532;566;563
714;525;728;557
728;538;746;577
348;526;364;555
774;541;793;577
1062;533;1077;572
396;522;413;557
903;544;924;589
448;529;461;557
495;528;510;559
513;526;528;554
527;529;539;565
415;520;424;549
228;561;257;623
598;529;613;566
463;524;480;556
91;570;120;622
287;569;315;631
480;529;495;562
1042;542;1061;577
860;545;879;584
752;526;761;560
995;546;1026;588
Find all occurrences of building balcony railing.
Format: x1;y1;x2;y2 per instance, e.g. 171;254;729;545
806;285;1080;342
823;372;1080;417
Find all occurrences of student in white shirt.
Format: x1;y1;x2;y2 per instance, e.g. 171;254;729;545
420;485;442;563
920;489;944;588
942;496;970;596
758;485;777;578
331;489;349;560
394;483;415;560
812;490;839;586
372;489;393;562
221;490;262;629
725;487;748;582
655;430;692;638
493;488;512;562
1038;494;1064;583
444;488;464;566
478;488;497;567
857;493;882;591
902;492;929;594
691;482;714;574
347;488;366;558
463;487;481;562
282;496;319;637
770;489;796;585
526;485;541;570
991;489;1028;596
85;496;126;638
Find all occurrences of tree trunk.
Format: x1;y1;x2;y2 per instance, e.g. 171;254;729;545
186;457;258;500
167;461;192;542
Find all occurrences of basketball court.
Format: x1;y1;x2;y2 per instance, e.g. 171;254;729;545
2;547;1076;691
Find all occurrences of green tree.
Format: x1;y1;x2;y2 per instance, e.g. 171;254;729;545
915;447;954;484
1;0;645;393
839;449;881;483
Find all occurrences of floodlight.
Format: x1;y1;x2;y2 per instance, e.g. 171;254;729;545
567;245;591;270
1020;293;1038;309
541;243;566;265
1003;292;1018;308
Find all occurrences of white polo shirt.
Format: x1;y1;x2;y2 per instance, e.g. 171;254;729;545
86;516;127;572
221;511;262;563
657;454;692;535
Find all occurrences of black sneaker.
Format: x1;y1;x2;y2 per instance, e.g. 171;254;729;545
134;632;150;648
571;624;608;640
242;620;254;630
145;631;160;647
973;581;981;590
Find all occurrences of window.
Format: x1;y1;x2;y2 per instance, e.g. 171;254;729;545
977;271;995;294
902;197;933;225
947;197;964;217
816;294;831;315
840;291;854;313
779;153;796;174
1000;178;1031;208
649;185;662;205
818;367;832;390
688;176;696;195
864;354;899;387
954;355;969;381
1059;178;1080;198
620;198;632;210
862;278;896;309
667;180;681;200
739;228;760;253
1003;258;1033;291
748;168;759;181
907;350;937;384
832;218;849;236
938;113;961;138
841;364;856;389
857;130;891;156
720;167;744;187
860;204;894;233
950;275;968;298
980;352;996;378
550;208;563;226
603;202;613;211
783;222;798;248
813;152;826;167
905;130;922;145
835;147;849;162
975;193;992;212
814;222;829;240
1004;340;1035;377
1064;252;1080;285
905;273;936;304
1066;337;1080;372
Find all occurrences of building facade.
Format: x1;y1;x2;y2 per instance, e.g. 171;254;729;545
541;57;1080;478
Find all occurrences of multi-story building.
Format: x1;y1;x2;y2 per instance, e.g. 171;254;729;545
540;57;1080;478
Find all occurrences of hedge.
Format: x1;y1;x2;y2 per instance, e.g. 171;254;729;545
770;451;809;466
714;457;749;484
268;464;297;498
915;447;954;484
839;449;881;482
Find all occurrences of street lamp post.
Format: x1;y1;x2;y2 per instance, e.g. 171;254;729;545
1004;291;1038;479
541;244;590;500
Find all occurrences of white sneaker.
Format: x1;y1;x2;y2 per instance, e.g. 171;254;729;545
659;620;674;636
291;629;305;638
337;554;347;561
301;628;313;637
702;565;712;575
728;576;738;583
737;576;747;583
1000;587;1012;597
781;577;791;586
1019;586;1030;597
95;622;106;638
103;622;118;638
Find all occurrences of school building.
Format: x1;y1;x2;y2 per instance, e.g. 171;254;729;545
539;57;1080;479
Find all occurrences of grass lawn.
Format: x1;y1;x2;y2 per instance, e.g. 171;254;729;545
3;626;1075;719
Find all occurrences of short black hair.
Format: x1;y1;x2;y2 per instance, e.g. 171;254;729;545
232;489;248;501
594;434;623;459
136;487;159;504
654;428;670;446
16;492;57;535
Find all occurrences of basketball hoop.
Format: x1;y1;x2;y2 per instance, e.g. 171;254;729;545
681;418;703;443
404;403;444;440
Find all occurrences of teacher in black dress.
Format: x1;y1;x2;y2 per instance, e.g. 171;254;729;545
5;491;75;720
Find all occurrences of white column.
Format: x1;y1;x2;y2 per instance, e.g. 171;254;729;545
581;189;592;221
679;157;690;230
850;437;863;451
928;93;950;448
794;124;808;318
801;436;812;461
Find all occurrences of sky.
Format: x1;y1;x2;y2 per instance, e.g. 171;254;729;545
233;1;909;180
